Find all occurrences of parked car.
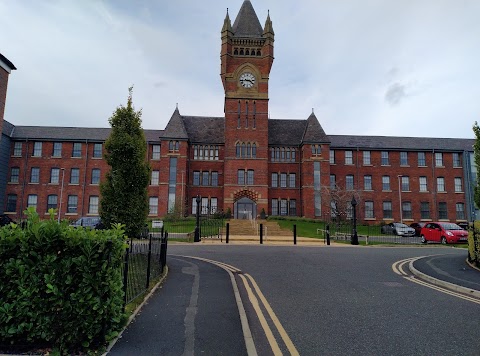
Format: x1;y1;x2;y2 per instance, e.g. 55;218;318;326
70;216;105;229
457;222;470;230
420;222;469;244
410;222;426;237
381;222;416;237
0;214;15;227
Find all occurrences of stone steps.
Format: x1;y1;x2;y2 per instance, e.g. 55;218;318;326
223;219;292;236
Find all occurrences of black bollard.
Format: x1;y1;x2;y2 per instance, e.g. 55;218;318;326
326;224;330;245
226;223;230;244
294;224;297;245
260;223;263;244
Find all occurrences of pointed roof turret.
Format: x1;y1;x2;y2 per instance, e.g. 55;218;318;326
232;0;263;37
263;10;274;36
221;8;233;33
302;111;330;144
163;106;188;140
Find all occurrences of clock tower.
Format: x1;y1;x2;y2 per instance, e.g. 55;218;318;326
221;1;274;218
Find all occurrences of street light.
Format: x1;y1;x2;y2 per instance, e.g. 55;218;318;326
194;195;201;242
397;175;403;223
58;168;65;223
351;196;359;245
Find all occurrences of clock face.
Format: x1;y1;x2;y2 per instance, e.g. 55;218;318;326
239;72;256;88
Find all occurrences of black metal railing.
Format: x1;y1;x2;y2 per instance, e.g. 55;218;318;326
322;220;423;245
121;230;168;309
200;213;224;240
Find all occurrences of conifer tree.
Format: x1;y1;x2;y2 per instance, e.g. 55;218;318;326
100;87;150;237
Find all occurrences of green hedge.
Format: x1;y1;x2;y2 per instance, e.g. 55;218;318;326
0;209;127;354
468;227;479;267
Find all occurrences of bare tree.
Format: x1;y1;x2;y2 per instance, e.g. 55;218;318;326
322;183;362;226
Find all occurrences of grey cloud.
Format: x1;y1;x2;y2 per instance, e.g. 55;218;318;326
385;82;406;106
153;81;167;88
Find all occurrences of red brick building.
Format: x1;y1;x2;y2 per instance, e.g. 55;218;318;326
0;1;477;225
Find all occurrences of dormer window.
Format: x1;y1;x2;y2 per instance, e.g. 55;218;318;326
169;140;179;152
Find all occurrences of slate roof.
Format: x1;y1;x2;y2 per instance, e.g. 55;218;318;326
0;53;16;70
3;121;163;143
268;119;307;146
183;116;225;144
162;107;188;140
302;112;330;144
232;0;263;37
329;135;475;152
2;119;474;152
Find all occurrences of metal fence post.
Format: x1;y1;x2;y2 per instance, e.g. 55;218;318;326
122;246;130;311
260;223;263;244
226;222;230;244
326;224;330;245
145;233;152;289
161;232;168;273
293;224;297;245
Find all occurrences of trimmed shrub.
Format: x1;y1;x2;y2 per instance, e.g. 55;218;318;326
0;209;127;354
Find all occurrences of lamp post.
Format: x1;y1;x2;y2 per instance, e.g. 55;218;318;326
397;175;403;223
351;196;359;245
194;195;201;242
58;168;65;223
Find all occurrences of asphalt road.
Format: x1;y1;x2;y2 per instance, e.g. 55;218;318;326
111;245;480;356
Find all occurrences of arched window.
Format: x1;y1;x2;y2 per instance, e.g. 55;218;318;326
236;143;241;157
275;147;280;161
281;147;285;161
241;143;246;157
247;143;251;157
237;100;241;128
175;141;179;151
234;48;238;55
199;145;203;159
286;148;291;161
256;50;261;56
194;145;198;159
210;145;214;160
203;146;208;159
245;101;249;128
250;50;255;56
245;49;250;56
239;49;244;55
271;148;275;161
252;143;257;158
253;101;256;128
291;149;296;162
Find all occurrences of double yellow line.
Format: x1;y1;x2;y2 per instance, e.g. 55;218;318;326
179;255;299;356
392;256;480;305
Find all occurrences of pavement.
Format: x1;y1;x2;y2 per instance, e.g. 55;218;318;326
410;252;480;298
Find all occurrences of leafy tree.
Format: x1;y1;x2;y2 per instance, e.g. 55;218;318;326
100;87;150;237
473;122;480;211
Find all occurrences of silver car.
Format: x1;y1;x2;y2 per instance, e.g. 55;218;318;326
381;222;416;237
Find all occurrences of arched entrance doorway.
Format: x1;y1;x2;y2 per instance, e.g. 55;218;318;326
234;197;257;219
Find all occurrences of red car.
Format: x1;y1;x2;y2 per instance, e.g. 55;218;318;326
420;222;469;244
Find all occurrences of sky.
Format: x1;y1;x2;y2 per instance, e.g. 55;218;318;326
1;0;479;138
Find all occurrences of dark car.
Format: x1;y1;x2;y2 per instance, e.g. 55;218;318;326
70;216;104;229
420;222;469;244
0;214;15;227
410;222;426;237
381;222;416;237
